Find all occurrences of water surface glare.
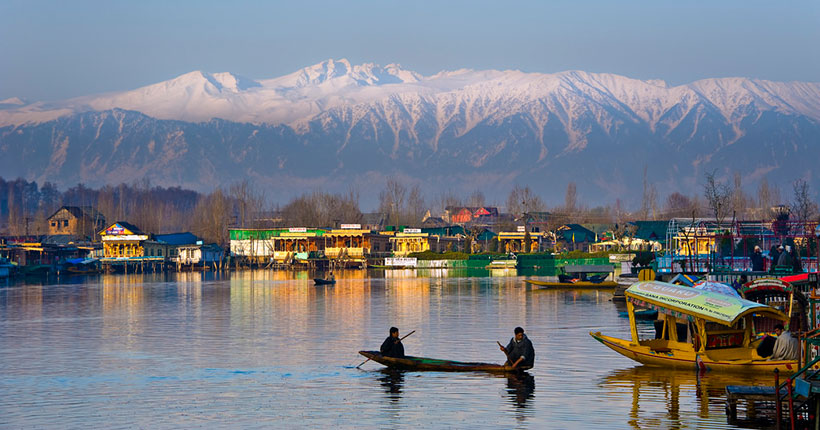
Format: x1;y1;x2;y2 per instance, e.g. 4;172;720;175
0;271;777;429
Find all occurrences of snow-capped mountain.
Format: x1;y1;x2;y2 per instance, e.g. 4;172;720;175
1;59;819;207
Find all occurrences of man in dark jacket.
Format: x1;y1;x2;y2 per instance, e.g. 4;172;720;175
500;327;535;369
751;246;765;272
380;327;405;358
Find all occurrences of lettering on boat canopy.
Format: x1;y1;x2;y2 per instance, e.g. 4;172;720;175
740;278;791;295
627;281;777;326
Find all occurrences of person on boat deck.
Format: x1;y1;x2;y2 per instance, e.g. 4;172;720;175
769;324;800;361
327;271;335;281
500;327;535;368
380;327;405;358
751;246;765;272
777;245;793;268
769;245;782;272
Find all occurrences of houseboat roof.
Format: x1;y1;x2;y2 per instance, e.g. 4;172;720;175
626;281;786;326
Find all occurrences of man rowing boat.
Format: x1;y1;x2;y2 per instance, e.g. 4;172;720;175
499;327;535;368
380;327;406;358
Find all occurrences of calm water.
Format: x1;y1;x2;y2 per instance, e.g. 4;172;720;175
0;270;777;429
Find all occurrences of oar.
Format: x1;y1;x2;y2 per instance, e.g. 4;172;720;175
356;330;416;369
497;341;513;366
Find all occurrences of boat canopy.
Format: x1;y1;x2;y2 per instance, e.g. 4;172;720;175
626;281;787;326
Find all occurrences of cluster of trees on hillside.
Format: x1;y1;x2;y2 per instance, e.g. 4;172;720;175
1;170;817;246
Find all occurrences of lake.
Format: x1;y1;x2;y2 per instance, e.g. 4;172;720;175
0;270;778;429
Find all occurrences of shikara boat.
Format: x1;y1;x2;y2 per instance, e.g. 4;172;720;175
740;277;808;334
525;279;618;289
590;280;803;373
313;278;336;285
358;351;530;373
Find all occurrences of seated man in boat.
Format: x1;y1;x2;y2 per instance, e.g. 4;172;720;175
769;324;800;361
328;271;335;281
380;327;406;358
500;327;535;369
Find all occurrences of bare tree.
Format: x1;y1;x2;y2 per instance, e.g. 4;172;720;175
756;176;772;219
564;182;577;215
792;179;818;223
378;178;408;227
703;170;731;225
640;166;658;220
507;185;546;218
467;189;486;208
405;185;426;225
731;171;749;219
191;188;231;245
665;192;694;218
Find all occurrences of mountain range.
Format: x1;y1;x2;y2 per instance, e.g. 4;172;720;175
2;58;819;209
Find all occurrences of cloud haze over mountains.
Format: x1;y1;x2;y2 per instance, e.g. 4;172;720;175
1;59;819;208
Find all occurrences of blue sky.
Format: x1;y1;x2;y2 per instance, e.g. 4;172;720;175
2;0;818;101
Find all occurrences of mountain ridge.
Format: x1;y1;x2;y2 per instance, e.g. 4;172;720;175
1;60;819;208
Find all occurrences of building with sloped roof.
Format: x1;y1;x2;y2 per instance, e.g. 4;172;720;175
48;206;106;238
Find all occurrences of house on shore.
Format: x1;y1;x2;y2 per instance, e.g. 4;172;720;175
48;206;106;239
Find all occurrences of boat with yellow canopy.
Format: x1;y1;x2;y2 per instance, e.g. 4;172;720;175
590;280;802;373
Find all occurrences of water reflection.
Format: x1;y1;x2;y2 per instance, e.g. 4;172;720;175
600;366;778;429
378;368;406;400
506;372;535;408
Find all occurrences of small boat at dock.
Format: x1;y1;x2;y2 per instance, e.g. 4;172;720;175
358;351;530;373
526;279;618;289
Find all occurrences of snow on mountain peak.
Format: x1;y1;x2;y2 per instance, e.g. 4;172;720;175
0;97;26;106
283;59;422;88
1;61;819;129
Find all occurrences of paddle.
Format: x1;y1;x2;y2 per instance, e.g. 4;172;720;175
356;330;416;369
497;341;514;367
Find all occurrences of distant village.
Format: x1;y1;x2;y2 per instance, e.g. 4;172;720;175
1;175;818;278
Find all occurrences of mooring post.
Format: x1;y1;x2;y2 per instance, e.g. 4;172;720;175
775;369;782;430
788;377;795;430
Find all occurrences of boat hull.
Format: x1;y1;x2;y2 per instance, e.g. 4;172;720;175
313;278;336;285
358;351;530;373
589;331;800;374
526;279;618;289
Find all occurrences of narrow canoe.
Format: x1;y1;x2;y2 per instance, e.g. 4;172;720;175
313;278;336;285
525;279;618;289
358;350;530;373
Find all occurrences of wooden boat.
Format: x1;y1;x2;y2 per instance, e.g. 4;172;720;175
618;309;658;320
313;278;336;285
358;351;530;373
740;277;808;334
590;281;803;373
65;265;101;275
486;259;517;269
525;279;618;289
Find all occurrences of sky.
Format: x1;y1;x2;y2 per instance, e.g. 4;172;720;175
1;0;819;102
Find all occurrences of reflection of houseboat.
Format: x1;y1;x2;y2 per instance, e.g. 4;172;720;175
591;281;800;373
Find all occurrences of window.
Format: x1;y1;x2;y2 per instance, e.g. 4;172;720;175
51;221;56;227
63;220;69;227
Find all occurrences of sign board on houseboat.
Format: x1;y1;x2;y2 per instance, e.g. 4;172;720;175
404;228;422;234
288;227;307;233
340;224;361;229
517;226;526;232
385;257;418;267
